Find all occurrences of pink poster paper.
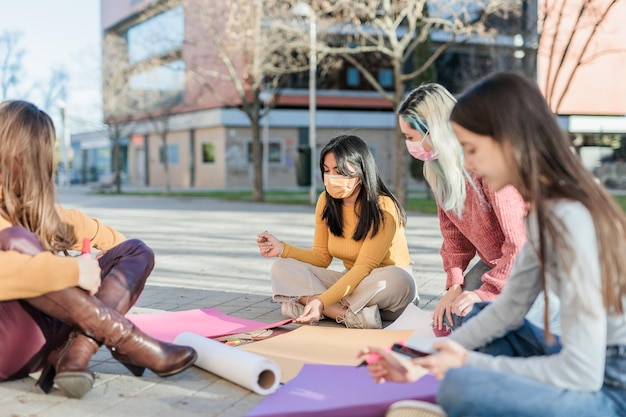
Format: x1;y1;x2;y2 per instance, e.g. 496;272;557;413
127;308;293;343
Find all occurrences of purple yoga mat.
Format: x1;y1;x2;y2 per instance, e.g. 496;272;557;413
246;364;439;417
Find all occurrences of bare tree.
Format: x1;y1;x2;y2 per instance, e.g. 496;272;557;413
102;32;137;194
315;0;521;204
38;67;69;111
140;87;182;195
103;2;192;195
539;0;623;113
0;31;26;101
181;0;308;201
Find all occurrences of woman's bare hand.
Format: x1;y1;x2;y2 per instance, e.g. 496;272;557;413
76;257;102;295
256;231;283;258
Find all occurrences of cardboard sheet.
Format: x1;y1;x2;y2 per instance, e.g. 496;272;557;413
246;364;439;417
127;308;292;343
239;326;413;383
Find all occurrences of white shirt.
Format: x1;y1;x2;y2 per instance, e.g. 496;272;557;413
450;199;626;391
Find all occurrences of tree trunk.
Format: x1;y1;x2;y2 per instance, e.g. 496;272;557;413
251;101;264;202
393;65;407;206
111;125;122;194
162;134;171;195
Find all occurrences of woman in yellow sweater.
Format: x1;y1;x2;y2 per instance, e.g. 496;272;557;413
257;134;417;329
0;101;196;399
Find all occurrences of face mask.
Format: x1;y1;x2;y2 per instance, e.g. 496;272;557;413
324;174;361;199
405;138;438;161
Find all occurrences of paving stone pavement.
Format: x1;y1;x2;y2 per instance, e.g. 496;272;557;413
1;187;447;417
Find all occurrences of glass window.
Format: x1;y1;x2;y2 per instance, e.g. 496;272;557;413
129;60;185;93
378;69;393;88
159;144;179;165
346;67;360;87
202;142;215;163
127;6;184;63
247;141;282;164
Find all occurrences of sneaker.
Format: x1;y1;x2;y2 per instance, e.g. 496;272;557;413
386;400;446;417
280;301;304;319
337;305;382;329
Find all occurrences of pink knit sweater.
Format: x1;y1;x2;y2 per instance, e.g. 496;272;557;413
438;174;527;300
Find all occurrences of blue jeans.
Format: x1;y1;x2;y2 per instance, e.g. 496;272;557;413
437;303;626;417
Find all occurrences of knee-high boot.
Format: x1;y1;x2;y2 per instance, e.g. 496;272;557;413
38;240;155;397
28;286;197;398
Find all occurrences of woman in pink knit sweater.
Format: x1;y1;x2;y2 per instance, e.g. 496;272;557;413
397;84;543;331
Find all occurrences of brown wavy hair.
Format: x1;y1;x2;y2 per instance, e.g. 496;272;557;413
0;100;76;251
451;72;626;337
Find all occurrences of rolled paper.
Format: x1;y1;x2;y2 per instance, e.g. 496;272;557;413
173;331;281;396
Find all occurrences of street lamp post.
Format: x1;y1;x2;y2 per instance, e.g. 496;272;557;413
292;2;317;205
57;101;70;188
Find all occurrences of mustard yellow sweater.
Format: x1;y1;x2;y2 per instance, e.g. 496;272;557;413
280;193;411;308
0;206;126;300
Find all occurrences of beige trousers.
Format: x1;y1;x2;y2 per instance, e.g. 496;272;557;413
270;258;417;321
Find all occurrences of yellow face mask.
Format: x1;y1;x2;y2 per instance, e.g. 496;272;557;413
324;174;360;199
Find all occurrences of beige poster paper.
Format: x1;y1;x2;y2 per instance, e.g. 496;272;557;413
239;326;413;383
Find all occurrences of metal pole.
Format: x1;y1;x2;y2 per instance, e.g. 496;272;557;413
308;14;317;205
262;97;270;190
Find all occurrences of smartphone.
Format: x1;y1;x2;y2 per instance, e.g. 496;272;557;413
391;343;430;358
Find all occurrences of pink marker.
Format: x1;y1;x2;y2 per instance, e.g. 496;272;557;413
81;238;91;259
357;345;392;367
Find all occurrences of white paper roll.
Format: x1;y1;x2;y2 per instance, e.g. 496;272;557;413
173;331;281;395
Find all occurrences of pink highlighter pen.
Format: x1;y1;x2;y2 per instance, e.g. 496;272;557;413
357;345;392;367
81;238;91;259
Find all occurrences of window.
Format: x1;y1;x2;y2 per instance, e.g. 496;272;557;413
129;60;185;93
159;144;179;165
127;6;184;63
346;67;360;87
378;69;393;88
247;141;283;164
202;142;215;163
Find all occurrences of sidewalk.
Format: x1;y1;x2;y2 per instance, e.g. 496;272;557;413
1;187;446;417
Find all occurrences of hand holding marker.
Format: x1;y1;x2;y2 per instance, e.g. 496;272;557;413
81;237;91;259
358;345;392;367
358;342;430;366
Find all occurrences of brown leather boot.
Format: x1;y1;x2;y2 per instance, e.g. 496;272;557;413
77;240;154;376
27;287;197;397
37;332;100;398
37;240;156;397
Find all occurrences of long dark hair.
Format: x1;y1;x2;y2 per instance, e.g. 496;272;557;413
319;134;406;240
451;72;626;335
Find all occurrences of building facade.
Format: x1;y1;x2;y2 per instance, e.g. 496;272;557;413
536;0;626;176
97;0;536;190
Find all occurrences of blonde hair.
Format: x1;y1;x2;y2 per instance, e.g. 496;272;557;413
0;100;75;251
398;83;477;218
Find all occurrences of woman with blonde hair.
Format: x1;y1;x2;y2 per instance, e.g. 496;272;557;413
363;72;626;417
396;83;545;331
0;100;197;399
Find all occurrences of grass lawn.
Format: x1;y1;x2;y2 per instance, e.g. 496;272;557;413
107;189;626;215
